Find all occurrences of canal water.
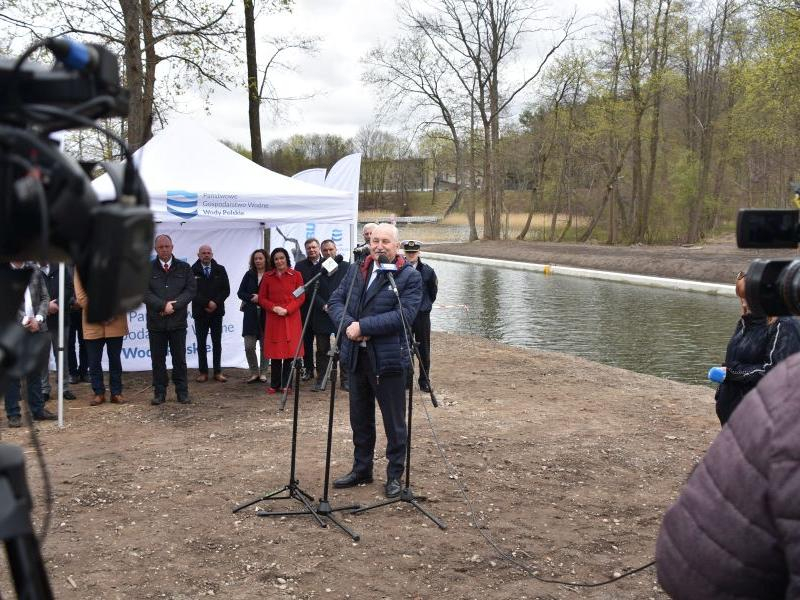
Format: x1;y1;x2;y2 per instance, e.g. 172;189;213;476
426;258;741;386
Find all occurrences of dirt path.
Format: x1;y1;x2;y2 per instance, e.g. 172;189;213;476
0;332;717;599
429;238;796;284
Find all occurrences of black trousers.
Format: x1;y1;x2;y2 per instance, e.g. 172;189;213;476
270;358;294;390
195;314;223;374
148;328;188;396
412;311;432;387
67;309;87;376
301;309;314;373
348;349;407;480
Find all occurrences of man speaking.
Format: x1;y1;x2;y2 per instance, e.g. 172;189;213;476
328;223;422;498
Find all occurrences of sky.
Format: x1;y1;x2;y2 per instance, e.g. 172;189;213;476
182;0;610;147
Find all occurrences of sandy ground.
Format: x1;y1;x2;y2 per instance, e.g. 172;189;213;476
1;327;719;599
429;238;797;284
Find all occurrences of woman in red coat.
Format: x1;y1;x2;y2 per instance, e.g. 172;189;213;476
258;247;305;393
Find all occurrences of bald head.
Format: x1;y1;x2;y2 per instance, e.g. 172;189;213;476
198;245;213;266
369;223;400;262
154;234;174;262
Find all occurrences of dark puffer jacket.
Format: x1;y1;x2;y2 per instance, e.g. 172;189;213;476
328;255;422;375
656;352;800;598
716;315;800;424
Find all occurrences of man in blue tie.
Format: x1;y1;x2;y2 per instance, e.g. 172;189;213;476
191;245;230;383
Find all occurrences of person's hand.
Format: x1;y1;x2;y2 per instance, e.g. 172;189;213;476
346;321;361;340
48;300;59;315
250;294;258;303
25;319;40;333
273;306;287;316
207;300;217;312
163;301;176;315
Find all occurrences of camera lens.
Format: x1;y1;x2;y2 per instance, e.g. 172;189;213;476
779;259;800;315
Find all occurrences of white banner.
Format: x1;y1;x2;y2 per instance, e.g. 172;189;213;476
119;224;264;371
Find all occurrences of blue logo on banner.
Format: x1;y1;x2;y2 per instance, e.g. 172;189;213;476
306;223;315;238
331;229;343;242
166;190;198;219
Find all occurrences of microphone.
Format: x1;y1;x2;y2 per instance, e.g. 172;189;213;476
45;37;100;72
377;255;398;294
292;256;338;298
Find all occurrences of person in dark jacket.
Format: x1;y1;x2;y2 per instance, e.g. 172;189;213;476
328;223;422;499
191;245;231;383
401;240;438;392
39;263;76;401
237;249;268;383
310;239;350;392
143;234;197;405
295;238;322;381
712;271;800;424
657;351;800;599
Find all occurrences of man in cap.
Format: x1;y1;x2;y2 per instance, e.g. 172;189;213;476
402;240;437;392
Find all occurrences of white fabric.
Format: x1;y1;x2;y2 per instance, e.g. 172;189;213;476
270;154;362;261
116;225;263;371
22;286;33;324
91;120;352;226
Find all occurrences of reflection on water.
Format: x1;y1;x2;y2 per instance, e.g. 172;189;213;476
427;258;740;385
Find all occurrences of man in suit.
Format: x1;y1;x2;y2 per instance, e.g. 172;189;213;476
401;241;438;392
4;262;57;427
328;223;422;498
295;237;322;381
310;239;350;392
191;245;230;383
40;263;77;401
144;234;197;405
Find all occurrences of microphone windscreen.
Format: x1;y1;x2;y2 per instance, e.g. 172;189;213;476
322;256;338;274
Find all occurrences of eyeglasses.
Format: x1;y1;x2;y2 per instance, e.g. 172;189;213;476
736;271;746;281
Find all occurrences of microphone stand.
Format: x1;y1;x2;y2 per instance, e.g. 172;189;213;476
232;277;323;527
351;265;446;530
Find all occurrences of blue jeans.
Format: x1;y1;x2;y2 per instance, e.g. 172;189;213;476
5;371;45;419
85;337;124;396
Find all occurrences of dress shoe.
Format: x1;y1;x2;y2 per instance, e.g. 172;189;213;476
110;394;124;404
333;471;373;488
301;369;313;381
90;394;106;406
196;373;209;383
419;382;431;393
177;395;192;404
33;409;57;421
64;390;77;400
246;375;260;384
266;387;278;395
384;478;402;498
8;415;22;428
151;394;165;405
68;374;79;385
213;373;227;383
259;375;268;383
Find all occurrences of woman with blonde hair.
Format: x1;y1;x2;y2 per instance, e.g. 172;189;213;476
74;272;129;405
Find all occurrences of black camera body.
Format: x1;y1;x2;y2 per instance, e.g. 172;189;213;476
737;208;800;315
0;38;153;328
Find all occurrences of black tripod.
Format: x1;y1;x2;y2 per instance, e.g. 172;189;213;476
351;269;446;529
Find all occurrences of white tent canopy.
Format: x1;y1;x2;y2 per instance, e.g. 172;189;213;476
92;120;352;226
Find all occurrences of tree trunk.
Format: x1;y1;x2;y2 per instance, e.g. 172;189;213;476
120;0;144;151
244;0;263;165
141;0;155;146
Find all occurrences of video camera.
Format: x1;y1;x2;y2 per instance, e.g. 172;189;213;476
0;36;154;381
737;195;800;315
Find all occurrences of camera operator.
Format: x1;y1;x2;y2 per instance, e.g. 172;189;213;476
3;263;57;427
657;353;800;598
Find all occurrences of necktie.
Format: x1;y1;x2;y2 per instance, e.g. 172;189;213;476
163;263;169;273
204;266;211;279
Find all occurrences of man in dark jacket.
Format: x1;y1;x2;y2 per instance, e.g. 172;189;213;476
191;245;230;383
144;234;197;405
295;238;322;381
39;263;77;400
657;351;800;598
310;239;349;392
401;240;438;392
328;223;422;499
4;262;57;426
